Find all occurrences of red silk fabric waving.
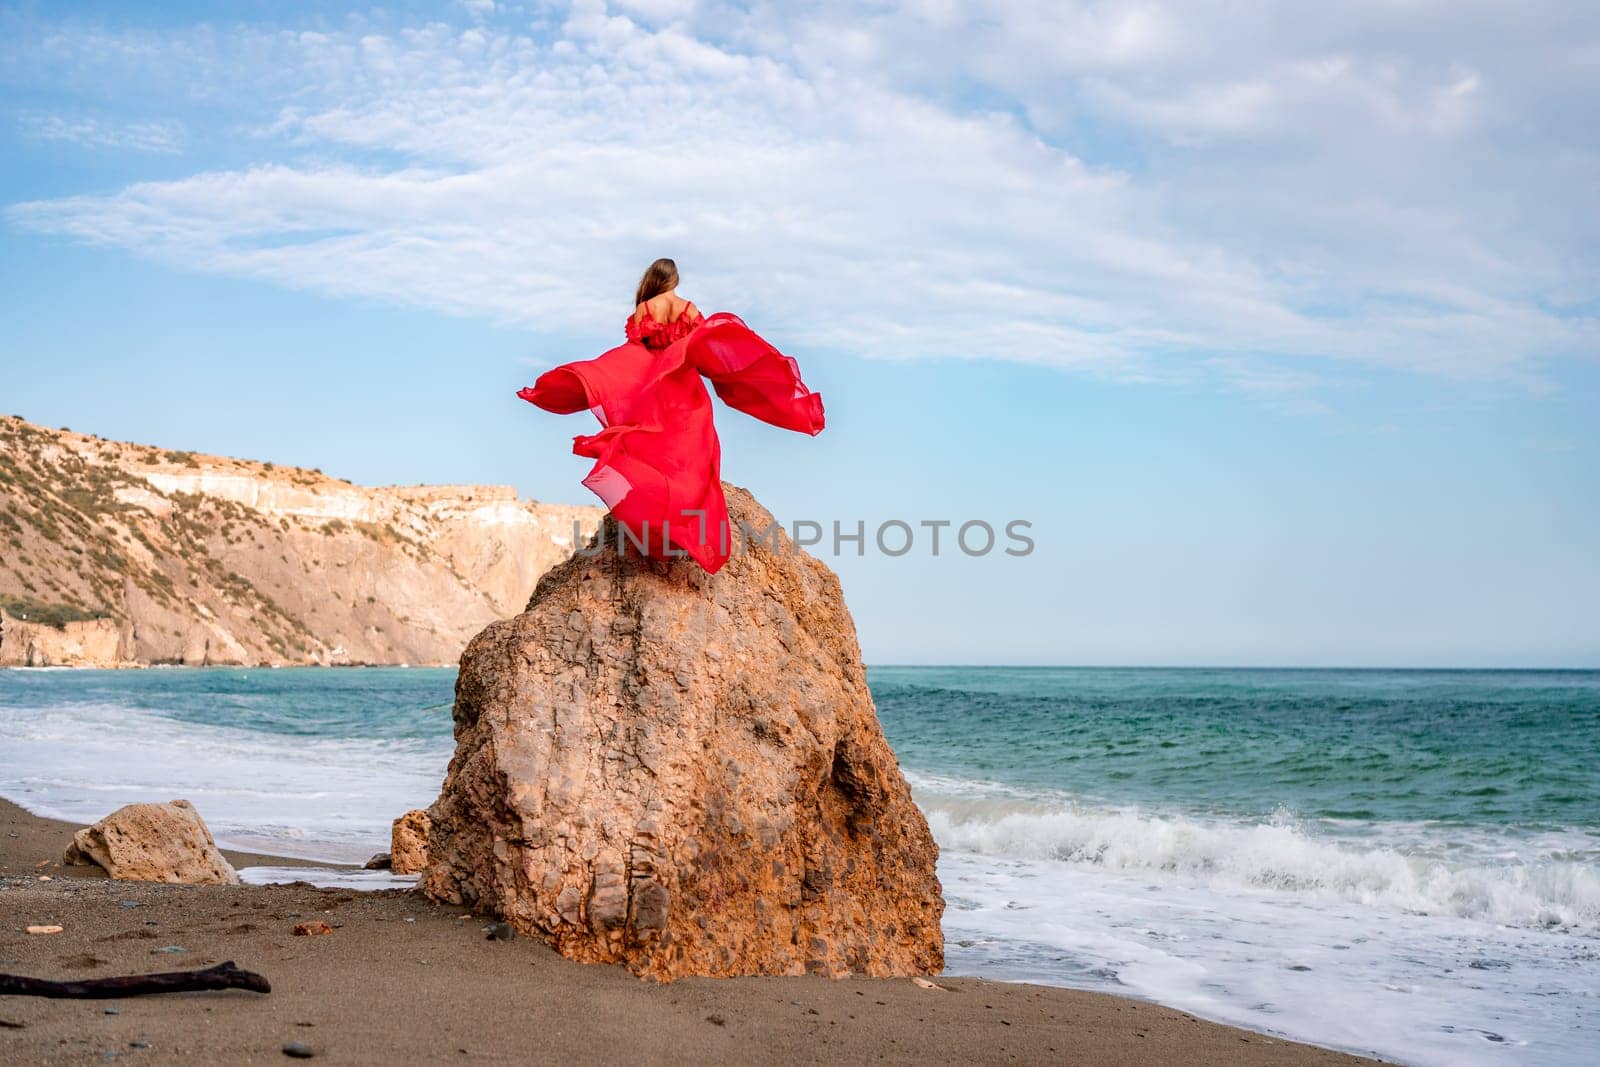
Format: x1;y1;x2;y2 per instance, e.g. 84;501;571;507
517;310;824;573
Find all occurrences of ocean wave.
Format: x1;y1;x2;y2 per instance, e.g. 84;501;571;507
910;777;1600;930
0;698;448;864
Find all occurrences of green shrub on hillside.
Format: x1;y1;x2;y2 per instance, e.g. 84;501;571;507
0;593;109;629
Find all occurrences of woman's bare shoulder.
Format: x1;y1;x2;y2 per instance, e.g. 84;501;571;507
643;293;697;322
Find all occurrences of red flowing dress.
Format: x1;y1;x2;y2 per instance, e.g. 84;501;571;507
517;306;825;573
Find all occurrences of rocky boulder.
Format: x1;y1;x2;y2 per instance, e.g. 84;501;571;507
390;809;431;874
63;800;239;885
420;484;944;980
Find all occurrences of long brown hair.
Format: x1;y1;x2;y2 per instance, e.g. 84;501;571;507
634;258;679;307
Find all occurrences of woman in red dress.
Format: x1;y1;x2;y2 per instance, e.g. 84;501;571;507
518;259;825;573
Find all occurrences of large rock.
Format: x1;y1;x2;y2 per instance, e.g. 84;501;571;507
63;800;239;885
420;484;944;980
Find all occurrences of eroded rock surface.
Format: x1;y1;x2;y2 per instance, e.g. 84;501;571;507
63;800;239;885
420;484;944;980
390;809;431;875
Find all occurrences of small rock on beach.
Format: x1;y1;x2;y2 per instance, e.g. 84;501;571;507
62;800;239;886
389;810;431;875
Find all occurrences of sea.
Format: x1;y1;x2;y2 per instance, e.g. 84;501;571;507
1;666;1596;1065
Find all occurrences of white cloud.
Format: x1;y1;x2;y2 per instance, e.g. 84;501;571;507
20;114;185;153
610;0;698;21
5;2;1597;387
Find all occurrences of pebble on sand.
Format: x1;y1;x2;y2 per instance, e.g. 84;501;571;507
25;925;63;935
293;921;334;937
282;1040;316;1058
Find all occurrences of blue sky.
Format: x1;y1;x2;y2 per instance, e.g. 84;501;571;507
2;1;1596;666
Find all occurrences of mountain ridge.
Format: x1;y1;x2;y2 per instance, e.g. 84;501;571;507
0;415;602;667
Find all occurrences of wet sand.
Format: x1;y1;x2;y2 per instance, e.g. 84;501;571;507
0;799;1385;1065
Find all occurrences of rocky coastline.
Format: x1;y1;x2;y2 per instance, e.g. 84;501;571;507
0;416;601;668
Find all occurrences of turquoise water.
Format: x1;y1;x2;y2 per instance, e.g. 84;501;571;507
871;667;1600;829
2;665;1598;1065
9;665;1595;830
0;665;456;739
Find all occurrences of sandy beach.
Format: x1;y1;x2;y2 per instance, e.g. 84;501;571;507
0;799;1383;1065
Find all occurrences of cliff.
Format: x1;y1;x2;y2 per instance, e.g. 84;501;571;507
0;416;603;667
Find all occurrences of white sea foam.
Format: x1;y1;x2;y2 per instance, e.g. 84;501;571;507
911;782;1600;930
937;850;1598;1067
909;771;1600;1066
0;698;448;863
239;866;420;891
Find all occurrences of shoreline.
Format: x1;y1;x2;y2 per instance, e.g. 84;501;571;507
8;662;1596;672
0;662;455;671
0;798;1386;1065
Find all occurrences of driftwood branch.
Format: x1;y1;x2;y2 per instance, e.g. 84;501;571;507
0;960;270;999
